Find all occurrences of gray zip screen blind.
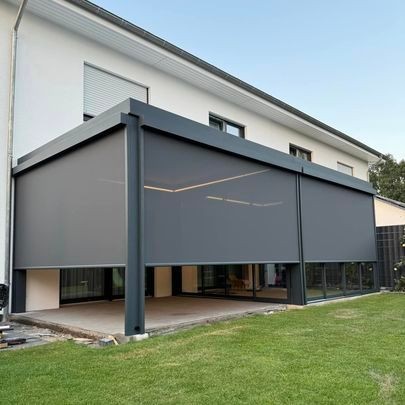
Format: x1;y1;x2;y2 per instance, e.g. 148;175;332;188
144;130;300;265
300;177;376;262
84;64;148;116
14;131;126;269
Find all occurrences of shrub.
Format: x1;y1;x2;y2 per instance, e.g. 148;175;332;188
394;276;405;292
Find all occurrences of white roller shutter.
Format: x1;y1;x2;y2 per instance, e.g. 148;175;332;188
84;64;148;116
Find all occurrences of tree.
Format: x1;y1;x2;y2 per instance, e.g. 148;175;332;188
369;154;405;203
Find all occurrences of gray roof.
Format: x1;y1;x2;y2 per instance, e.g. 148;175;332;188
67;0;384;159
376;195;405;209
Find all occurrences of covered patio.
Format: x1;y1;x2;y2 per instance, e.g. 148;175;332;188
11;99;377;337
12;297;286;339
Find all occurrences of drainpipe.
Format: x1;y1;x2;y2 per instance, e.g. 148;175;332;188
3;0;29;321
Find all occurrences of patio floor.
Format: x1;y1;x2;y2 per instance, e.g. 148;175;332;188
13;297;286;338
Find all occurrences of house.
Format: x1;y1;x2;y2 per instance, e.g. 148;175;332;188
1;0;382;335
375;195;405;227
374;196;405;289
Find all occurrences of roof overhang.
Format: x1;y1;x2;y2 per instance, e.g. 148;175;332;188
7;0;384;162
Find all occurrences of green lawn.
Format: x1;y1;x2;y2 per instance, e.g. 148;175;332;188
1;294;404;404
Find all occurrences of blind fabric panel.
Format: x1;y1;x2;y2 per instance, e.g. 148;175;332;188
300;177;377;262
144;130;300;265
84;64;148;116
14;131;126;269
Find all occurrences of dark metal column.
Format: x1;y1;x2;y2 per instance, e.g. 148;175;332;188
11;269;26;313
293;174;306;305
124;115;145;336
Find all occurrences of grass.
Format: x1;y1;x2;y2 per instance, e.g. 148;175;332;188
1;294;404;404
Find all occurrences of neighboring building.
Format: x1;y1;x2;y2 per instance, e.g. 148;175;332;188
1;0;383;331
374;196;405;289
374;195;405;226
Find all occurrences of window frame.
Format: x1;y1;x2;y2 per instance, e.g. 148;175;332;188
289;143;312;161
305;262;377;303
209;113;245;138
337;161;354;176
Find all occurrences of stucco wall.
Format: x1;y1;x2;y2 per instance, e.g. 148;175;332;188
375;199;405;226
26;269;60;311
182;266;199;293
154;267;172;298
0;1;14;288
3;3;371;178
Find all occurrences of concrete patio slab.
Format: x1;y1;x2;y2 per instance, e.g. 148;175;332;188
11;297;286;340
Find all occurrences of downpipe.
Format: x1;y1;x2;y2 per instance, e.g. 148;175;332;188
3;0;28;321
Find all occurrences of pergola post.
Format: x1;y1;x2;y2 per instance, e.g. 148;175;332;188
124;115;145;336
294;174;306;305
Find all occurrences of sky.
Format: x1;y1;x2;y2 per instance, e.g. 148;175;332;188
96;0;405;160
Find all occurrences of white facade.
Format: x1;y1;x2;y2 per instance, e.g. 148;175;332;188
375;198;405;227
0;0;380;299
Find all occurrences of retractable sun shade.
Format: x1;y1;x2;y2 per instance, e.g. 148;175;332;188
144;130;300;265
13;130;126;269
12;99;377;272
300;177;377;262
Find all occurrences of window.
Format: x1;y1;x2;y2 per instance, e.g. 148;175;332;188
345;262;361;294
289;144;312;161
337;162;353;176
305;263;324;300
180;264;289;301
83;63;148;120
305;262;376;302
209;114;245;138
325;263;344;297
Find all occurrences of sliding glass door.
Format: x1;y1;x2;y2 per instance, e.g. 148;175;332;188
203;265;227;296
60;268;105;303
179;264;290;302
112;268;125;297
60;267;125;304
305;262;376;302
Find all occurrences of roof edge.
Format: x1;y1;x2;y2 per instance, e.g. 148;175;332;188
375;195;405;209
64;0;385;160
13;98;377;195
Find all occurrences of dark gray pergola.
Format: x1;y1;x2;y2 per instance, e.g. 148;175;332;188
12;99;378;336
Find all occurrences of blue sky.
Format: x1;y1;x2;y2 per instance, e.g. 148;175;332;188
97;0;405;159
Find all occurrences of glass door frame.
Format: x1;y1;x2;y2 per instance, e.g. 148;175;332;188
305;262;378;303
60;267;124;305
176;264;292;304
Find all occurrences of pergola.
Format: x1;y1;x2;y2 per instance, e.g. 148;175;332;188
12;99;377;336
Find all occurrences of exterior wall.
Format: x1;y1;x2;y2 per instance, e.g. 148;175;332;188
182;266;198;293
375;199;405;226
26;269;60;311
154;267;172;298
0;2;372;298
0;1;14;289
3;3;371;178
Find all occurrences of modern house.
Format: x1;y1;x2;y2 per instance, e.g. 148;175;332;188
1;0;383;336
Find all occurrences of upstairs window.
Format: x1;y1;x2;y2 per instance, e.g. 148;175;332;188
289;144;312;161
337;162;354;176
83;63;148;120
209;114;245;138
